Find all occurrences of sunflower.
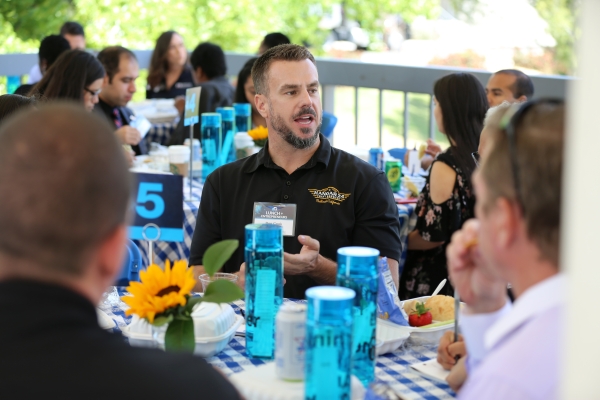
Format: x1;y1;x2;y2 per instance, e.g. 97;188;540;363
121;260;196;324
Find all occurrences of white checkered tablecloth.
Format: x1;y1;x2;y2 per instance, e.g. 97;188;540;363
137;178;418;274
100;290;455;400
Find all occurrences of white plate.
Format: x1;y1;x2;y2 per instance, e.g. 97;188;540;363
399;296;456;345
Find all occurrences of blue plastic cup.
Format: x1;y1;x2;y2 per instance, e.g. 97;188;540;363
337;246;380;386
305;286;355;400
244;224;284;359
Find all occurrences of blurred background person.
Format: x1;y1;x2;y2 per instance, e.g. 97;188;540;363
486;69;534;107
258;32;291;54
169;42;234;145
234;57;266;128
399;73;488;299
27;21;86;85
15;35;71;96
30;49;105;112
96;46;146;158
146;30;195;115
0;95;36;125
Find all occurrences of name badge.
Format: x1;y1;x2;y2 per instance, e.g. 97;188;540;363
253;202;297;237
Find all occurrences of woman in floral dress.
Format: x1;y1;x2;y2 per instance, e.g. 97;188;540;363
399;73;488;299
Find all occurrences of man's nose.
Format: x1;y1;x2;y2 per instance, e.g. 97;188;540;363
129;82;136;93
299;89;313;108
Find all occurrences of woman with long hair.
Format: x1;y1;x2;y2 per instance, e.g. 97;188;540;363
234;57;266;128
29;50;105;112
146;31;195;100
399;73;488;299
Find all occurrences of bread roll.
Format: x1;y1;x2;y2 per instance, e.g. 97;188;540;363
425;295;455;321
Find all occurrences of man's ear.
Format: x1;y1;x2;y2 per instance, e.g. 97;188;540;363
97;225;128;283
194;67;205;83
255;94;269;118
103;74;110;86
517;95;528;103
40;59;48;74
493;197;521;250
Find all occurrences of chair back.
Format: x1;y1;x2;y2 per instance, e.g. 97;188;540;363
321;111;338;140
114;240;142;286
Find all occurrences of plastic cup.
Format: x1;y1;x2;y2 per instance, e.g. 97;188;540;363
198;272;238;293
168;145;190;176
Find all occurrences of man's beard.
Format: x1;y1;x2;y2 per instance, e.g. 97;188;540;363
269;104;321;150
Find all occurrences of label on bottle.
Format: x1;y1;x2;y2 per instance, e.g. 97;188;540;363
251;269;276;356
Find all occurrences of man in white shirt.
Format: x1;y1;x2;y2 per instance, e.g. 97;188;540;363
446;99;565;399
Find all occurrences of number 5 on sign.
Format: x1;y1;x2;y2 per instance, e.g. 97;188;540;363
129;173;184;242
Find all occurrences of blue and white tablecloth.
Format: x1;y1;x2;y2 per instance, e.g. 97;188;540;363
144;122;176;148
99;289;454;400
137;178;417;273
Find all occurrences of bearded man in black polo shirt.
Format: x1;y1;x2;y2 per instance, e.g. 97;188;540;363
190;44;401;299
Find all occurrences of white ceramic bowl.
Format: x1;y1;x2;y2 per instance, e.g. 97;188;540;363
400;296;455;345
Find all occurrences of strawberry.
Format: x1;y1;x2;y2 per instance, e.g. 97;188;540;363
408;302;433;327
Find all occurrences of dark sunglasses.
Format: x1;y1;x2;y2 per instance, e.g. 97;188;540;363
498;98;564;207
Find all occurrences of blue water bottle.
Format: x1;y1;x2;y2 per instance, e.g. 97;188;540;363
305;286;355;400
216;107;237;164
337;246;380;386
7;76;21;94
233;103;252;132
244;224;284;359
200;113;222;182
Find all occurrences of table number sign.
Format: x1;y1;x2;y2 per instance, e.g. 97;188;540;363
129;172;184;242
183;87;202;126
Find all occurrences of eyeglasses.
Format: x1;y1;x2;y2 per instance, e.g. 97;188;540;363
84;87;101;97
498;98;563;208
471;151;480;167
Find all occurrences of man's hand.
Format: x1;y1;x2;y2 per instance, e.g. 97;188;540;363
437;330;466;370
283;235;320;275
446;356;468;392
425;139;442;157
235;263;246;290
446;219;507;314
115;126;142;146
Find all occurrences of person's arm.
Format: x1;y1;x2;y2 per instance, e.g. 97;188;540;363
407;161;456;250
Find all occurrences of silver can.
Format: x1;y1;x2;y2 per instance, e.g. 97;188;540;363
275;302;307;381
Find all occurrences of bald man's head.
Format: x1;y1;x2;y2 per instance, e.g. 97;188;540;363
0;103;131;276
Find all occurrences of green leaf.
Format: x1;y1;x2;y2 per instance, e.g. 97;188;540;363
151;314;173;327
164;317;195;353
202;279;244;304
202;239;239;277
185;295;204;314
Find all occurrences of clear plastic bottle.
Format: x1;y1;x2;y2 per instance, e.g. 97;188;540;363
233;103;252;132
305;286;355;400
216;107;237;164
200;113;221;182
336;246;380;386
244;224;284;359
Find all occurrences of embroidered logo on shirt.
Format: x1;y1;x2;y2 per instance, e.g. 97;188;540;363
308;187;351;205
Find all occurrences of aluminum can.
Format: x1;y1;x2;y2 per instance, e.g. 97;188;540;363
385;160;402;192
368;148;385;170
275;302;307;381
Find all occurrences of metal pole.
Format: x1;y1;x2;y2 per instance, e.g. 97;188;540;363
378;89;383;147
354;87;359;145
148;241;154;266
403;92;409;148
189;124;194;200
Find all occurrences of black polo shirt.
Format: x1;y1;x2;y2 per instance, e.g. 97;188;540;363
146;66;195;99
189;134;401;299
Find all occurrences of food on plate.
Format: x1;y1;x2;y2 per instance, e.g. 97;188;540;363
408;302;433;327
425;295;455;321
403;299;416;316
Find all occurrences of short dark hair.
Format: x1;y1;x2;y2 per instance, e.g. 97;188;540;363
495;69;534;100
39;35;71;69
433;73;488;187
235;57;258;103
262;33;291;49
0;103;131;274
60;21;85;37
252;44;316;96
97;46;137;83
30;50;105;102
190;42;227;79
0;94;36;125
